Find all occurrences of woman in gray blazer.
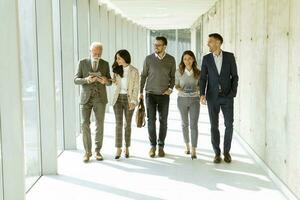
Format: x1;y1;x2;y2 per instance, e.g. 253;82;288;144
175;51;201;160
112;49;140;159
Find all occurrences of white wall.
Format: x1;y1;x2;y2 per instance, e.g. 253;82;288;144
192;0;300;198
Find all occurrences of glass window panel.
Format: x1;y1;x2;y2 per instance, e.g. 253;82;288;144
150;29;191;65
18;0;42;190
0;115;3;200
177;29;191;60
195;27;202;64
150;30;176;57
52;0;64;155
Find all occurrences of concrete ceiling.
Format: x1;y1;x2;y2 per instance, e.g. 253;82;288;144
99;0;217;30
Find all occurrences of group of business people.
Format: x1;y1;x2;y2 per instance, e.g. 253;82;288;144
74;33;239;164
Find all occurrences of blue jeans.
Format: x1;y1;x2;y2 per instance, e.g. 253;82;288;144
146;93;170;148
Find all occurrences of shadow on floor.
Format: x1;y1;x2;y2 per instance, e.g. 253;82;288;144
93;153;274;192
48;175;164;200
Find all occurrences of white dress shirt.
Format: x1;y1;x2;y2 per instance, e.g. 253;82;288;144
91;57;99;71
119;66;129;94
213;51;223;75
155;52;166;60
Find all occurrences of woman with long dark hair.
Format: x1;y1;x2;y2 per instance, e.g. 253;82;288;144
175;50;201;159
111;49;140;159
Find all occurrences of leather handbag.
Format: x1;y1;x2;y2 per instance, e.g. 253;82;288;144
136;99;146;128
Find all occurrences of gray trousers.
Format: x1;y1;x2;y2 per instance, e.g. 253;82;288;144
81;95;106;153
113;94;134;148
177;96;200;148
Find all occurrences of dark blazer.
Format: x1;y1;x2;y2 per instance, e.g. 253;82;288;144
74;58;112;104
200;51;239;100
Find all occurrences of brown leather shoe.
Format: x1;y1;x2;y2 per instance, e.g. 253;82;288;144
83;152;92;163
95;151;103;161
213;155;222;164
158;147;165;157
149;147;156;158
224;153;232;163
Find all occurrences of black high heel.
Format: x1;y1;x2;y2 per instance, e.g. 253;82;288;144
115;148;121;159
124;148;129;158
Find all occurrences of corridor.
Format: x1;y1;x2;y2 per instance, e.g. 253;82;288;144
1;0;300;200
26;96;286;200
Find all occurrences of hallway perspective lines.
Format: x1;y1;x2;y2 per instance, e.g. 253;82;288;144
27;97;287;200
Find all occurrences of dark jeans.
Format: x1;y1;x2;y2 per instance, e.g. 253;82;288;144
207;96;234;156
146;93;170;148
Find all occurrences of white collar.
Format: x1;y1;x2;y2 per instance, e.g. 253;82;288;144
185;68;193;76
213;50;223;58
123;65;130;71
155;52;166;60
91;57;100;63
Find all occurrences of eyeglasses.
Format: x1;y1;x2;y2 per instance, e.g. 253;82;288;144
154;43;164;47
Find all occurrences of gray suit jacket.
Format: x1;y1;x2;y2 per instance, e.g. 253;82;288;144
74;58;112;105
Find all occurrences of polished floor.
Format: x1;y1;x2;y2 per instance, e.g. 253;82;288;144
27;95;287;200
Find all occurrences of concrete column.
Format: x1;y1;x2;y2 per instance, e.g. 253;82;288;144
35;0;58;174
286;0;300;197
127;21;134;57
115;14;123;51
137;26;145;70
0;0;25;199
146;29;151;55
132;23;138;66
108;9;116;63
190;28;197;53
75;0;90;132
122;18;128;49
100;4;109;61
90;0;101;42
60;0;77;149
77;0;90;58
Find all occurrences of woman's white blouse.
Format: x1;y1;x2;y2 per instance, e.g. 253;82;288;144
119;66;129;94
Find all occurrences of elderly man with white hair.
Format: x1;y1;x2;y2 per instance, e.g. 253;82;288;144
74;42;112;162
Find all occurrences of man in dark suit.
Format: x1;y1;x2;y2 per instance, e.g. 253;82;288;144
74;42;112;163
200;33;239;164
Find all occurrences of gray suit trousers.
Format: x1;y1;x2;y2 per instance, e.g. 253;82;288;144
81;95;106;153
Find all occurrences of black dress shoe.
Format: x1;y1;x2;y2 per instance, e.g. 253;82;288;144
191;154;197;160
213;155;222;163
224;153;232;163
